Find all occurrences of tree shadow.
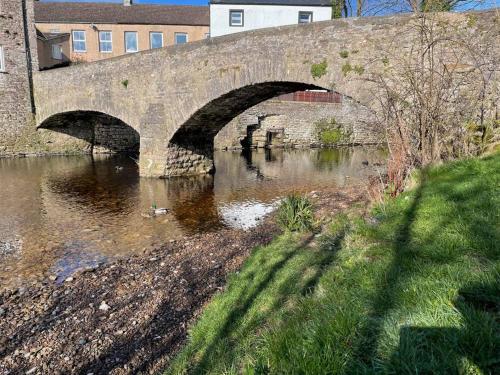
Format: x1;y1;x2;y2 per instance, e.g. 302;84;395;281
186;233;317;374
391;279;499;374
344;176;426;373
344;156;498;373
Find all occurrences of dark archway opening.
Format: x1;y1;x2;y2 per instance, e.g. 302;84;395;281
165;81;328;177
39;111;140;156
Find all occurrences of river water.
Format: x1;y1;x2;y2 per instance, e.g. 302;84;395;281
0;147;385;289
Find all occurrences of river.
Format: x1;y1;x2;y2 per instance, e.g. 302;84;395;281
0;147;385;289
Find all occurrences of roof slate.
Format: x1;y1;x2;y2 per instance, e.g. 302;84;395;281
34;2;210;26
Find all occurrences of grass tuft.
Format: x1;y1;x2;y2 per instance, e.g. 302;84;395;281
276;195;314;232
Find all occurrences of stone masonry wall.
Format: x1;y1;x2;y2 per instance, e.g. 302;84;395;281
0;0;39;156
93;118;140;154
214;96;382;150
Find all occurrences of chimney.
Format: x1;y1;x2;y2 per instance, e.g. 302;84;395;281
123;0;133;6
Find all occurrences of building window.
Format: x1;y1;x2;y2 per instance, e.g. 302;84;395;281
125;31;138;53
51;44;62;60
72;30;86;52
150;32;163;49
0;46;5;72
229;10;244;27
174;33;188;45
298;11;313;23
99;31;112;53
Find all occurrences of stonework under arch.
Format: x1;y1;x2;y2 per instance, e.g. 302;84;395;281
39;111;139;155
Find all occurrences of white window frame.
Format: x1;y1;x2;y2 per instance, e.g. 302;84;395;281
124;31;138;53
150;32;163;49
72;30;86;53
99;31;113;53
229;10;244;27
174;32;188;45
0;46;5;72
298;11;313;24
51;44;62;60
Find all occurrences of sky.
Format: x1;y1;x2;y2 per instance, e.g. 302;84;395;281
40;0;499;12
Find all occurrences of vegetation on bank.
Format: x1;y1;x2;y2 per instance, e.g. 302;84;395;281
276;195;314;232
167;154;499;374
315;118;352;146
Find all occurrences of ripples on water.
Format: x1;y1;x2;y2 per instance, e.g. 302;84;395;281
0;148;386;288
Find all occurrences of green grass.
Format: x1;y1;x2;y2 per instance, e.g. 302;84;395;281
167;154;500;375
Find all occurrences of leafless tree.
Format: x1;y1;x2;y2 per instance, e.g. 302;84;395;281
366;11;499;194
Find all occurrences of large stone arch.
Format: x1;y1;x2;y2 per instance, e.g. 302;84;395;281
164;81;327;176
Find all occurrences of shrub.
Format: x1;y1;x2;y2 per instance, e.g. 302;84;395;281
276;195;314;232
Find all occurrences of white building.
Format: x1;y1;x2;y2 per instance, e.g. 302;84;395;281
209;0;332;37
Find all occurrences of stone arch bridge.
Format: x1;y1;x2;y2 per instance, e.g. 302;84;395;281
33;10;497;177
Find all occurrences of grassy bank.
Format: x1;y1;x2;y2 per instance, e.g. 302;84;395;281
167;154;499;374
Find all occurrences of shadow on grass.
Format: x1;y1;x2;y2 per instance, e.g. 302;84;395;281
346;156;499;374
344;175;426;373
392;280;500;374
180;225;349;374
189;234;318;374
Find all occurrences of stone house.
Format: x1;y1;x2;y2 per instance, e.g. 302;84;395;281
34;0;210;69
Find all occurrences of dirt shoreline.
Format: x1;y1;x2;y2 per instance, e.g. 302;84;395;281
0;186;368;375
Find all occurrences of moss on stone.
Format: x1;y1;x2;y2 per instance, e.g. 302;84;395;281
310;60;328;80
314;118;352;145
341;62;352;76
353;65;365;75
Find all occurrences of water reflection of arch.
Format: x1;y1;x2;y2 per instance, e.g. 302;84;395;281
42;155;140;216
165;175;222;233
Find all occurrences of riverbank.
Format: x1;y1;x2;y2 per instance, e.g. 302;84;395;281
0;183;370;374
167;154;499;374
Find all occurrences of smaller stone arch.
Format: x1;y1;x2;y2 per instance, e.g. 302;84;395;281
164;81;328;177
38;111;140;155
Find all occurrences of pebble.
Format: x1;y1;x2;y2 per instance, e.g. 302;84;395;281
65;277;74;282
26;367;37;374
99;301;110;312
48;275;57;281
78;338;87;345
0;308;5;316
